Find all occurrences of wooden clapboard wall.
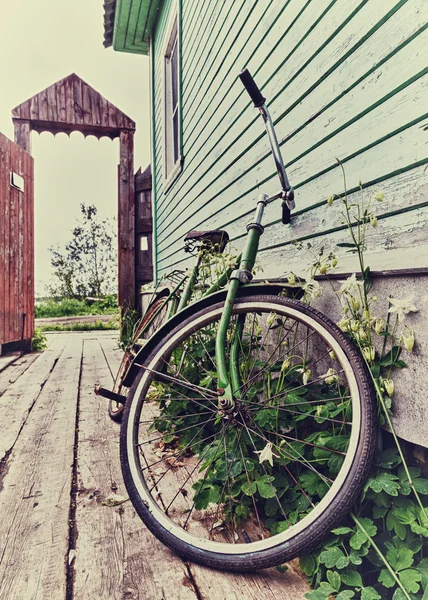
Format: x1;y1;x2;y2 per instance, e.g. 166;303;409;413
0;133;34;347
152;0;428;280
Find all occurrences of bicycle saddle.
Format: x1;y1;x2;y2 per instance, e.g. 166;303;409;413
184;229;229;253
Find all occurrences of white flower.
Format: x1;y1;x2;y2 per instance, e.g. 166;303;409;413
322;368;339;385
373;318;385;335
338;273;363;296
302;369;311;385
362;346;375;362
302;279;321;300
281;358;291;371
401;327;415;352
374;192;385;202
384;379;395;397
287;273;296;285
255;442;278;467
266;312;277;327
388;297;418;322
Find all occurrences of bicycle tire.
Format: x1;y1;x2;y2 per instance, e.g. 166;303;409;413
108;296;168;423
120;294;376;571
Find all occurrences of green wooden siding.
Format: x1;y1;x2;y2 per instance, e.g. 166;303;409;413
152;0;428;280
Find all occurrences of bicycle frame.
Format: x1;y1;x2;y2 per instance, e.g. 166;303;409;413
215;72;294;408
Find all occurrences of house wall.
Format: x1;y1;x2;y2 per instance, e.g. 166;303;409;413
151;0;428;445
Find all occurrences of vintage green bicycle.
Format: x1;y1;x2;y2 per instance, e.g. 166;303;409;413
108;72;377;571
97;230;237;422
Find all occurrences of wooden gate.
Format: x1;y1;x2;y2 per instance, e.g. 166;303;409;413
0;133;34;350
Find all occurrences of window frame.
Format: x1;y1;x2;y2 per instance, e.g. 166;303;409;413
163;9;182;188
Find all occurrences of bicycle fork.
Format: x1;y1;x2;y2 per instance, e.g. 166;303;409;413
215;193;268;408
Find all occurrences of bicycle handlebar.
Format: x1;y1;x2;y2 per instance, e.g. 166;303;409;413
238;69;295;224
238;69;266;108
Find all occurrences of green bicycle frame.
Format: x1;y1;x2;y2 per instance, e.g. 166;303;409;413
215;195;268;405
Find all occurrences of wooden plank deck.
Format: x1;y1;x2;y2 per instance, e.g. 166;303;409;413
0;331;310;600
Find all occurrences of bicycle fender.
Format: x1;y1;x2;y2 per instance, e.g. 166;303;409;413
122;282;303;389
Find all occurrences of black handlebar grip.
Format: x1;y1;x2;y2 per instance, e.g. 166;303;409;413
239;69;266;108
282;201;291;225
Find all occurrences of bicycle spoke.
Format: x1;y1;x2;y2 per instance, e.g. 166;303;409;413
137;416;215;447
242;421;290;525
139;410;213;424
183;422;229;530
135;363;218;399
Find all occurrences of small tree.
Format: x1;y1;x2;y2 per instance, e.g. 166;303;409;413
47;204;117;299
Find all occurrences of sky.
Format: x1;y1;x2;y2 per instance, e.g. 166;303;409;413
0;1;150;296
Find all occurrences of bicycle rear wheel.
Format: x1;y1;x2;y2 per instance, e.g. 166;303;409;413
109;296;168;422
120;294;376;570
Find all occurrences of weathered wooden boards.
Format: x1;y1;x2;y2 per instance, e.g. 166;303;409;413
0;133;34;347
72;334;198;600
0;334;81;599
0;332;310;599
12;74;135;139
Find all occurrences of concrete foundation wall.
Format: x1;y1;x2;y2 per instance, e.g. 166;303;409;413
312;274;428;448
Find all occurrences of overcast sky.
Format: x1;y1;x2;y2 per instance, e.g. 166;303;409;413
0;1;150;295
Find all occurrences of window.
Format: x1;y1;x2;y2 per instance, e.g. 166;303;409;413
164;15;180;181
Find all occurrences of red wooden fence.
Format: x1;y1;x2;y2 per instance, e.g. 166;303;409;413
0;133;34;349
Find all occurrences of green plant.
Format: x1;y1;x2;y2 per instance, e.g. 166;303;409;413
35;296;118;318
32;328;48;351
47;204;117;300
300;169;425;600
40;319;119;332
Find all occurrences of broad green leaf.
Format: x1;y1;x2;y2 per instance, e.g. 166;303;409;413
235;504;249;519
386;512;407;540
319;546;346;569
229;460;243;478
372;505;388;519
349;549;363;565
264;497;279;517
332;527;354;536
341;570;363;587
399;569;422;594
304;589;331;600
386;547;414;572
378;569;395;589
336;556;350;570
271;520;288;535
299;553;317;577
256;475;277;499
336;591;355;600
300;471;329;497
416;557;428;588
350;531;368;550
414;478;428;494
326;570;341;592
367;472;401;496
361;587;381;600
374;448;402;469
392;590;407;600
241;480;257;496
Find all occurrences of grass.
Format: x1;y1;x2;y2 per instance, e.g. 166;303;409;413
35;296;119;318
40;319;119;332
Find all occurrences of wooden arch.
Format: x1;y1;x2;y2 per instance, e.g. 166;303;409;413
12;73;137;307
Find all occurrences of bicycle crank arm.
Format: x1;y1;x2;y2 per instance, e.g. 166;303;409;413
94;385;126;405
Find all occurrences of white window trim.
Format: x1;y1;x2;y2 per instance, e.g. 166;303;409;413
163;8;182;189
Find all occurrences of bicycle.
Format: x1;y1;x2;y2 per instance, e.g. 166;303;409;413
116;71;377;571
96;230;237;422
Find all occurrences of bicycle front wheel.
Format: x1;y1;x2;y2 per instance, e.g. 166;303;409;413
120;294;376;571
